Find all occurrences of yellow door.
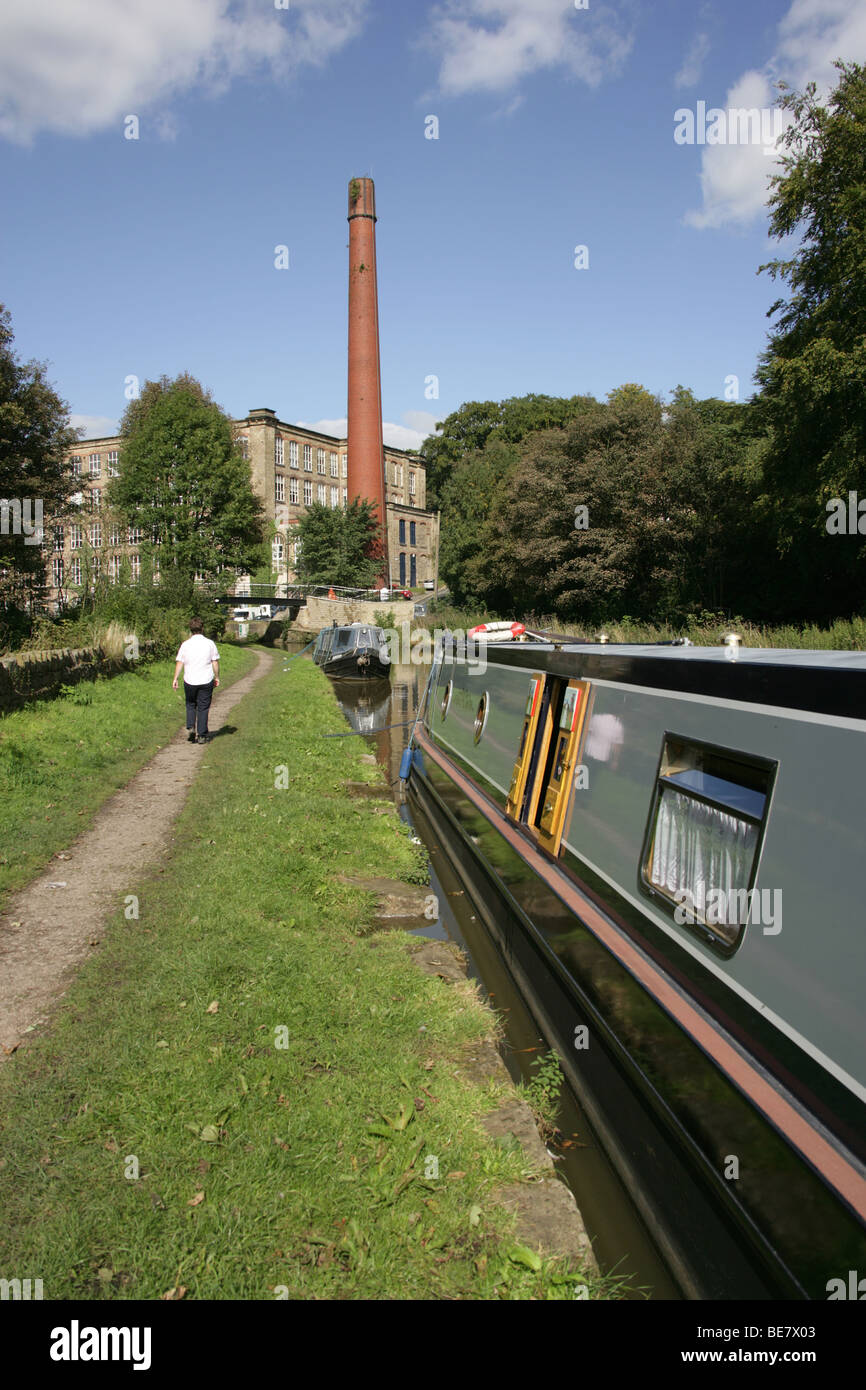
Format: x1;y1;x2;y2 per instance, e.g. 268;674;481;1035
537;679;591;856
505;674;546;822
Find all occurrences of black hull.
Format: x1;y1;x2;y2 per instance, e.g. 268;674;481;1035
407;742;866;1300
320;654;391;680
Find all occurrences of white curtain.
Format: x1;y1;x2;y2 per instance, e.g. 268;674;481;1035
650;787;757;912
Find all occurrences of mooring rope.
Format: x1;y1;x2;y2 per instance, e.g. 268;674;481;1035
319;718;416;738
281;637;316;665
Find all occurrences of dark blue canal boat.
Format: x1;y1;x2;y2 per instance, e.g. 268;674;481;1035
404;633;866;1300
313;622;391;681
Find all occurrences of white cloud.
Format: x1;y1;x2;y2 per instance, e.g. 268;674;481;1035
402;410;441;437
381;422;430;452
776;0;866;93
299;414;436;452
675;32;710;90
683;0;866;229
423;0;634;97
0;0;367;143
70;413;119;439
297;417;348;439
683;71;793;230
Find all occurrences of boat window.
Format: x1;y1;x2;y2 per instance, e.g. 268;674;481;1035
640;735;777;955
331;630;353;652
440;679;453;720
474;692;489;744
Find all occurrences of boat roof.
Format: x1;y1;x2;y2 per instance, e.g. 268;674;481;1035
443;634;866;670
321;622;383;633
438;636;866;718
551;643;866;670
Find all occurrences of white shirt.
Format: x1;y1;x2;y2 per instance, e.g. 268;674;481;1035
176;634;219;685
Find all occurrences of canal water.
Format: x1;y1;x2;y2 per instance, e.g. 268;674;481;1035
326;656;680;1300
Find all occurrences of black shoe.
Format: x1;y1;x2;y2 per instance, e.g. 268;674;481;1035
187;731;197;742
196;734;210;744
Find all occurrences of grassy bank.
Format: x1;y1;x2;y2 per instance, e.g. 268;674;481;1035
0;656;605;1300
0;643;256;909
419;604;866;650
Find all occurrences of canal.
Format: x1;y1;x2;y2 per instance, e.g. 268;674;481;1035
326;655;681;1300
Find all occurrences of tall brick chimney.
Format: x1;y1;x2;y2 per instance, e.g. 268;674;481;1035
347;177;386;544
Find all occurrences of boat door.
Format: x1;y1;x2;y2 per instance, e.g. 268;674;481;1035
505;673;548;822
506;673;592;856
536;679;591;855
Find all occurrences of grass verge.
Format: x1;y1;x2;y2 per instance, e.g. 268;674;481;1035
0;655;609;1300
0;643;257;910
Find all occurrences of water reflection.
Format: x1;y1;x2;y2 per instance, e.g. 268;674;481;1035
331;677;392;736
331;662;427;785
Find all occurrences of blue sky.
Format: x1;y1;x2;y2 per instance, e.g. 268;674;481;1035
1;0;864;448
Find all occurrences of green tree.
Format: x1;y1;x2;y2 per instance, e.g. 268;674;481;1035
295;498;383;587
422;393;596;508
438;437;519;608
481;387;767;625
755;61;866;619
491;388;673;622
663;389;769;616
0;305;77;632
421;399;501;509
110;374;265;584
435;393;600;607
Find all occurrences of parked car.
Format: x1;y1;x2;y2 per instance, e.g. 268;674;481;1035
423;580;435;590
232;604;274;620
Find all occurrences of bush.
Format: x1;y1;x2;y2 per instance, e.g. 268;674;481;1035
12;579;226;660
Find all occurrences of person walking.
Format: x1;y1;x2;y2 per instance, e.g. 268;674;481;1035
173;617;220;744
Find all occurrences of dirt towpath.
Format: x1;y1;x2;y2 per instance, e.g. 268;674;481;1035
0;647;275;1055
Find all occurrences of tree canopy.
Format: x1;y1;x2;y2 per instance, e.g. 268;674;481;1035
422;393;599;508
439;386;766;622
755;61;866;617
0;304;78;625
433;64;865;628
294;498;384;588
110;374;264;582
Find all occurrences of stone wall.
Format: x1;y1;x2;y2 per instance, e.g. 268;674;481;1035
0;642;155;714
292;595;415;633
225;619;271;641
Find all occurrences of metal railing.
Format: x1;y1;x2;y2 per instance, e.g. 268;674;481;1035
224;582;387;603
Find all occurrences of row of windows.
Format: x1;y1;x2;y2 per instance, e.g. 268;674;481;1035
390;466;417;495
53;553;150;586
397;552;418;586
275;477;348;507
239;436;353;479
56;501;419;551
58;524;143;549
271;440;347;477
237;436;418;493
72;445;419;493
70;452;119;478
68;489;102;510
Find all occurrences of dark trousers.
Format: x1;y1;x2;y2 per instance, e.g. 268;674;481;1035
184;680;214;736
